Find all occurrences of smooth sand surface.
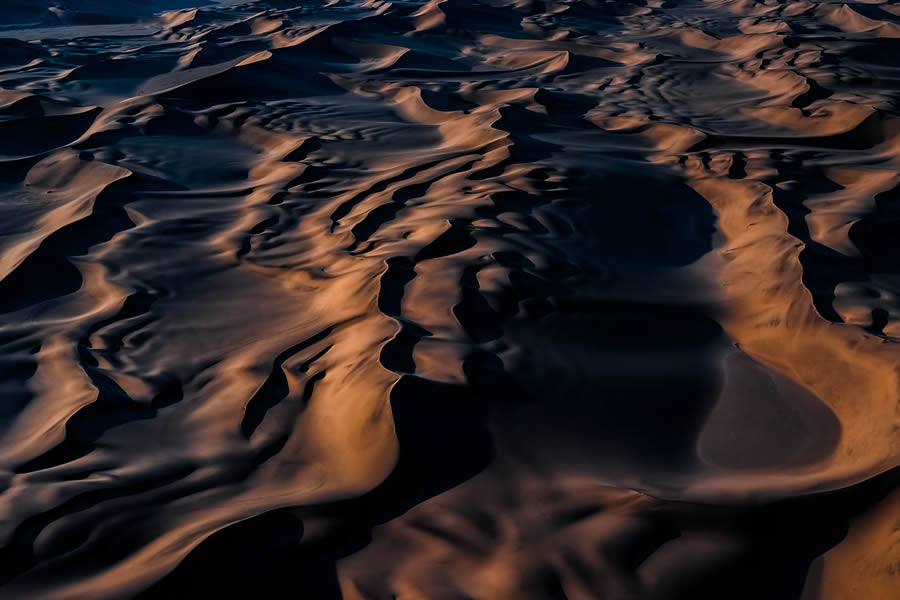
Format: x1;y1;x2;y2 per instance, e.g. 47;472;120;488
0;1;898;598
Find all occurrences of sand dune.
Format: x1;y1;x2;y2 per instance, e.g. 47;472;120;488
0;0;898;598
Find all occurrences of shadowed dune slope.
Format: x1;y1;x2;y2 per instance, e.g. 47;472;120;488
0;1;898;598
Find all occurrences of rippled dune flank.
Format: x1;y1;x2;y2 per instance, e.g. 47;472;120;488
0;0;898;598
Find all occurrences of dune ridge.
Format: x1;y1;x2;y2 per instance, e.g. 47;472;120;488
0;0;898;598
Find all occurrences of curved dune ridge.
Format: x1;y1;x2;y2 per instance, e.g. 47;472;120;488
0;0;898;598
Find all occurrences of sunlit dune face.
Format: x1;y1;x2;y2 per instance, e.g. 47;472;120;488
0;1;897;599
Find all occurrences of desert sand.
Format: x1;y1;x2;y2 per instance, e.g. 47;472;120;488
0;0;898;598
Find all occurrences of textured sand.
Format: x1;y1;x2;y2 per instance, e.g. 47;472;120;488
0;0;898;598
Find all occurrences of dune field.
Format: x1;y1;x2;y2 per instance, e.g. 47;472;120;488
0;0;898;598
